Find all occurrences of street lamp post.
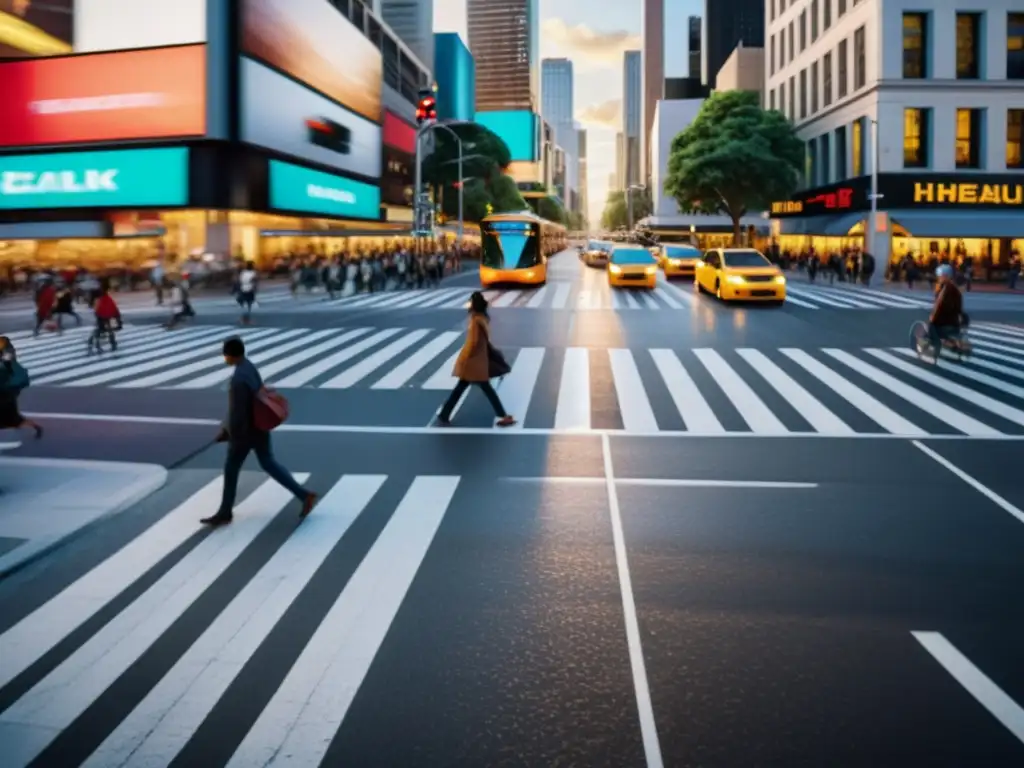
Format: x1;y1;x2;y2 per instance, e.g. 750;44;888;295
414;122;466;244
867;117;883;284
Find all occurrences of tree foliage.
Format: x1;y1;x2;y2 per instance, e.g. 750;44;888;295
600;188;652;231
536;196;567;225
663;90;803;243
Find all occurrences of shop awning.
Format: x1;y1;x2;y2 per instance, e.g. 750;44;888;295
0;221;111;240
891;211;1024;238
819;212;867;236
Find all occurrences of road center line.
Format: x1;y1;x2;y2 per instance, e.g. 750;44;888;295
912;441;1024;526
602;433;664;768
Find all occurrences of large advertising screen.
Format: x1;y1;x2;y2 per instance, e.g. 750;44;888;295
381;147;413;207
0;148;189;209
0;0;206;58
0;45;206;148
241;58;381;179
240;0;381;124
383;112;416;154
269;160;380;220
474;111;539;162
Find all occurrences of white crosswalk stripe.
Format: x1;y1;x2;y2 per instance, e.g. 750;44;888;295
14;320;1024;437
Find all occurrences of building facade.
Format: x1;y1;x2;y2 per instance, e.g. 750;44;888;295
688;16;703;80
624;50;643;187
577;126;589;222
642;0;665;183
468;0;540;112
541;58;574;144
715;43;765;98
702;0;764;88
665;77;711;100
765;0;1024;272
615;132;626;190
434;33;475;122
380;0;434;74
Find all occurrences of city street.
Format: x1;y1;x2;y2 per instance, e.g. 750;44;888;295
1;251;1023;766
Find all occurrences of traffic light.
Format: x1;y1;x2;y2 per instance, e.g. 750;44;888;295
416;95;437;126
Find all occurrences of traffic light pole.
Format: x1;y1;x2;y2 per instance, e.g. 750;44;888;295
413;121;465;246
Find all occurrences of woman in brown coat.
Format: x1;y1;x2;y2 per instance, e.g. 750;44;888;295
436;292;515;427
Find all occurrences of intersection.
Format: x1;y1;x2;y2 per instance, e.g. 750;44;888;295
1;251;1023;766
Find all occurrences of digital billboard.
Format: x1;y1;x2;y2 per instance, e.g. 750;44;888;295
381;147;413;207
383;112;416;154
474;111;539;162
434;32;475;123
240;0;381;124
0;0;206;58
241;59;381;179
0;148;189;209
268;160;380;220
0;45;206;148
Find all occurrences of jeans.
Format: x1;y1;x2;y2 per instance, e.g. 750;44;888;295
439;379;507;421
218;432;307;514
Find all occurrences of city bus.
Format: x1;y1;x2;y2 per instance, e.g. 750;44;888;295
479;211;566;287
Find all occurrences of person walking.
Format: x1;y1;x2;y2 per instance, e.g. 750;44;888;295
0;337;43;439
435;291;516;428
236;260;258;324
201;337;317;526
88;282;122;354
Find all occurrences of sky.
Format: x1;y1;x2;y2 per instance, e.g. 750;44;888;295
433;0;703;224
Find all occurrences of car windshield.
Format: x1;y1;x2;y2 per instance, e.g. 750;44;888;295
665;246;699;258
721;250;771;268
588;241;609;251
612;248;655;265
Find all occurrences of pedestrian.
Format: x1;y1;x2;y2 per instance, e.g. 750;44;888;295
201;336;317;526
236;260;258;324
89;281;122;354
33;277;56;336
166;276;195;329
0;337;43;439
54;287;83;331
435;291;516;428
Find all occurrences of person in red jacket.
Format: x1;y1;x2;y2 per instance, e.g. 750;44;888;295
89;282;122;354
34;278;56;336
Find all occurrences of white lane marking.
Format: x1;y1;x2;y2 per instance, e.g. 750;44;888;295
82;475;386;768
652;287;682;308
577;290;593;310
421;349;461;390
784;285;866;308
912;441;1024;526
656;280;695;306
319;329;431;388
737;349;853;434
257;328;372;381
639;293;660;309
490;290;522;308
496;347;545;428
892;348;1024;398
225;476;461;768
809;284;912;308
17;326;171;366
506;476;819;488
779;292;819;308
693;349;789;434
372;331;461;389
609;349;658;432
525;285;549;308
415;289;472;308
601;434;664;768
0;475;310;768
975;322;1024;338
822;349;1000;436
970;329;1024;349
624;292;641;309
550;282;571;308
649;349;723;433
554;347;591;430
912;631;1024;744
610;290;625;309
272;328;403;388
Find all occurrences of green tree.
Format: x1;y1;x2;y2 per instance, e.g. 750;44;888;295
440;177;492;223
488;172;528;213
536;195;567;224
663;90;803;244
600;188;652;230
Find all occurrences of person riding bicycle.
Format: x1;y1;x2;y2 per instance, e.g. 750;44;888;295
928;264;963;351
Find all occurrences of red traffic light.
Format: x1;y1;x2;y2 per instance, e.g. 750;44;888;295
417;96;437;124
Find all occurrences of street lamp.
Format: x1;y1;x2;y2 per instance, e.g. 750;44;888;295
867;117;883;284
413;121;467;244
626;184;646;232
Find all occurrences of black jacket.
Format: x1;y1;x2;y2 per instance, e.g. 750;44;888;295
225;358;263;444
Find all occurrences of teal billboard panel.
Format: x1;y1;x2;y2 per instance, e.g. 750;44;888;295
0;148;189;209
269;160;381;220
474;111;539;162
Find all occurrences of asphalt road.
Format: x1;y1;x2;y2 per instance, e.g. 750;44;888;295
1;251;1023;766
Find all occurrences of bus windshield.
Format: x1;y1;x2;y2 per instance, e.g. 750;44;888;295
481;220;542;270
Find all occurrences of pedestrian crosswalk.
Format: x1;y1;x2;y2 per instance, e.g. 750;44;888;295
12;321;1024;437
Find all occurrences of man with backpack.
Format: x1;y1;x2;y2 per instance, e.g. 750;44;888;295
201;337;317;526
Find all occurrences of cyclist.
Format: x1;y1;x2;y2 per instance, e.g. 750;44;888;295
928;264;963;354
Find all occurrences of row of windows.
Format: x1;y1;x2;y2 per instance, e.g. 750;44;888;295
904;12;1024;80
804;118;867;187
904;108;1024;169
768;26;865;123
770;0;863;25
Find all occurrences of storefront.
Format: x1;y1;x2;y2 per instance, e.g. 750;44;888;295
769;174;1024;275
381;111;415;225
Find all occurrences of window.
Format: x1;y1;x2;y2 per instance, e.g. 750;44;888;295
838;39;848;97
956;13;981;79
1009;110;1023;168
835;126;847;179
806;141;816;187
811;61;819;112
812;0;819;41
854;26;866;89
789;75;795;119
800;68;808;118
800;11;807;51
838;0;846;16
902;13;927;78
771;35;776;75
789;21;795;61
955;108;982;168
903;108;929;168
821;133;831;184
779;29;786;70
852;118;863;176
1010;14;1024;79
779;82;786;117
824;0;831;30
770;88;776;111
823;52;833;105
771;0;775;22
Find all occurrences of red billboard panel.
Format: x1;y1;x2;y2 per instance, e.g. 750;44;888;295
383;111;416;154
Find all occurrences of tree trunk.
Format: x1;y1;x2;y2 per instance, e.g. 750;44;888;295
731;214;742;246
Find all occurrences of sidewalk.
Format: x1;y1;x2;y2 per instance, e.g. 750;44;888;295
0;456;167;578
784;270;1024;296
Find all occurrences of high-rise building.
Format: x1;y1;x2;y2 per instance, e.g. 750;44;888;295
541;59;574;142
468;0;540;112
688;17;702;80
623;50;642;188
702;0;764;89
380;0;434;74
641;0;664;183
434;33;475;122
577;125;588;221
615;131;625;190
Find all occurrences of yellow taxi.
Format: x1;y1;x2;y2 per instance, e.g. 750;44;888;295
658;243;701;279
608;245;658;289
694;247;787;303
581;240;612;267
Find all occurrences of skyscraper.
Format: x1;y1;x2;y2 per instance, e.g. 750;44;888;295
468;0;540;112
623;50;642;188
576;125;588;221
380;0;434;73
702;0;764;88
541;58;574;144
641;0;664;183
615;132;625;191
688;17;702;81
434;33;475;122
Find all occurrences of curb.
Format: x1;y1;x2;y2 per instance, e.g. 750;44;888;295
0;459;169;580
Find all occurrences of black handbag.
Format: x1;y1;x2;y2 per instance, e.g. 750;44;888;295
487;342;511;378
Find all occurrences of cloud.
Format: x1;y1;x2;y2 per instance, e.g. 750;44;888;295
541;19;641;68
577;99;621;129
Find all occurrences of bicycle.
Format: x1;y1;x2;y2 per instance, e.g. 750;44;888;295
909;314;972;364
